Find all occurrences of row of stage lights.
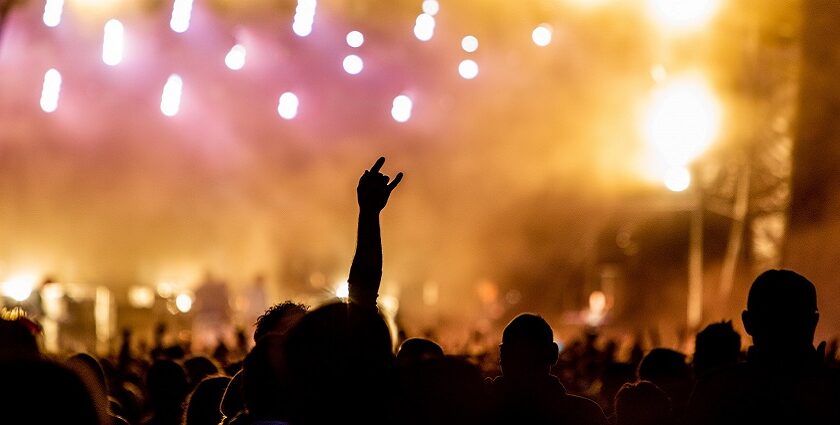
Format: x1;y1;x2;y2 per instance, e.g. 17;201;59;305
35;0;565;122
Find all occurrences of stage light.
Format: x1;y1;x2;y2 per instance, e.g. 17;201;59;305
160;74;183;117
335;281;349;299
293;0;317;37
664;166;691;192
1;273;39;303
414;13;435;41
169;0;193;33
391;94;413;123
224;44;246;70
458;59;479;79
346;30;364;48
175;292;193;313
461;35;478;53
102;19;124;66
277;92;299;120
647;0;720;31
128;286;155;309
642;75;721;168
532;24;553;47
342;54;364;75
43;0;64;27
40;68;62;113
422;0;439;16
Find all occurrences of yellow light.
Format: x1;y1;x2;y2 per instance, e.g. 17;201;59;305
461;35;478;53
422;0;439;16
664;166;691;192
224;44;247;70
414;13;435;42
277;92;299;119
43;0;64;27
128;286;155;308
642;75;722;168
391;94;413;123
2;273;39;302
102;19;124;66
585;290;608;326
532;24;553;47
335;281;349;299
346;31;364;48
169;0;194;33
175;292;193;313
647;0;720;32
342;54;364;75
458;59;479;79
156;281;175;298
160;74;183;117
40;68;62;113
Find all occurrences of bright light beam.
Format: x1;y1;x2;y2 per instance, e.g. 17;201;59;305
391;94;413;123
40;68;62;113
461;35;478;53
278;92;299;120
532;24;553;47
170;0;194;33
342;54;364;75
160;74;183;117
346;30;364;48
422;0;439;16
293;0;317;37
458;59;479;79
647;0;721;32
225;44;247;70
102;19;125;66
414;13;435;41
43;0;64;27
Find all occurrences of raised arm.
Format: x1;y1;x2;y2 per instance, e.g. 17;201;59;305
348;157;403;308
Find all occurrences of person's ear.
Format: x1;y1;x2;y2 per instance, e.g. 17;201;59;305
548;342;560;366
742;310;754;337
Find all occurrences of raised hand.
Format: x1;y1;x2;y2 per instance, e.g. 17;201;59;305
357;157;403;213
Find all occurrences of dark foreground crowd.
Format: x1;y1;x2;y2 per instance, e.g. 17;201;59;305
2;158;840;425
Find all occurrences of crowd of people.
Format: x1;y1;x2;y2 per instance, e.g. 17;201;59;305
2;157;840;424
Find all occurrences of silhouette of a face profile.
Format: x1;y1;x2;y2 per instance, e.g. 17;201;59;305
742;269;819;353
500;313;559;380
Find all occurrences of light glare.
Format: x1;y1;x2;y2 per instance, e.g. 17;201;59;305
391;94;413;123
278;92;299;120
293;0;317;37
414;13;435;41
102;19;125;66
342;54;364;75
40;68;62;113
160;74;183;117
1;274;39;302
170;0;194;33
335;281;349;299
647;0;720;31
346;30;364;48
225;44;247;70
532;24;553;47
461;35;479;53
664;166;692;192
175;292;193;313
43;0;64;27
458;59;479;79
422;0;440;16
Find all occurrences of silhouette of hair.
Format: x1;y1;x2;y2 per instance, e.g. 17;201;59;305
284;302;395;424
500;313;559;377
253;301;308;342
183;375;230;425
0;317;40;360
693;321;741;376
614;381;672;425
742;269;819;351
145;359;189;421
638;348;690;383
396;337;444;367
0;359;101;424
183;356;221;388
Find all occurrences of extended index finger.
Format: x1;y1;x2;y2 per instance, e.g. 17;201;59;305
369;157;386;174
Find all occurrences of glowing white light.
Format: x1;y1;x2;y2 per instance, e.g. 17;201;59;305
277;92;299;120
532;24;553;47
391;94;413;123
160;74;183;117
461;35;478;53
585;290;608;326
647;0;720;31
175;292;193;313
224;44;247;70
651;64;668;82
169;0;194;33
102;19;124;66
422;0;439;16
335;281;349;299
342;54;364;75
1;274;39;303
128;286;155;309
40;68;62;113
458;59;479;79
346;30;364;48
292;0;317;37
413;13;435;41
43;0;64;27
664;166;691;192
642;75;722;167
156;281;175;298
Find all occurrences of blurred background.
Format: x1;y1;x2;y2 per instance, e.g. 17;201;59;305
0;0;837;354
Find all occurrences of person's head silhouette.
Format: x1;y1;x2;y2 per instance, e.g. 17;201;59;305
742;269;819;358
500;313;559;381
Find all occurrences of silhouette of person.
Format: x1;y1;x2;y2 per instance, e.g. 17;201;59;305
637;348;692;420
396;337;444;367
252;301;308;342
693;321;741;378
614;381;672;425
685;269;840;424
488;313;608;425
183;375;230;425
